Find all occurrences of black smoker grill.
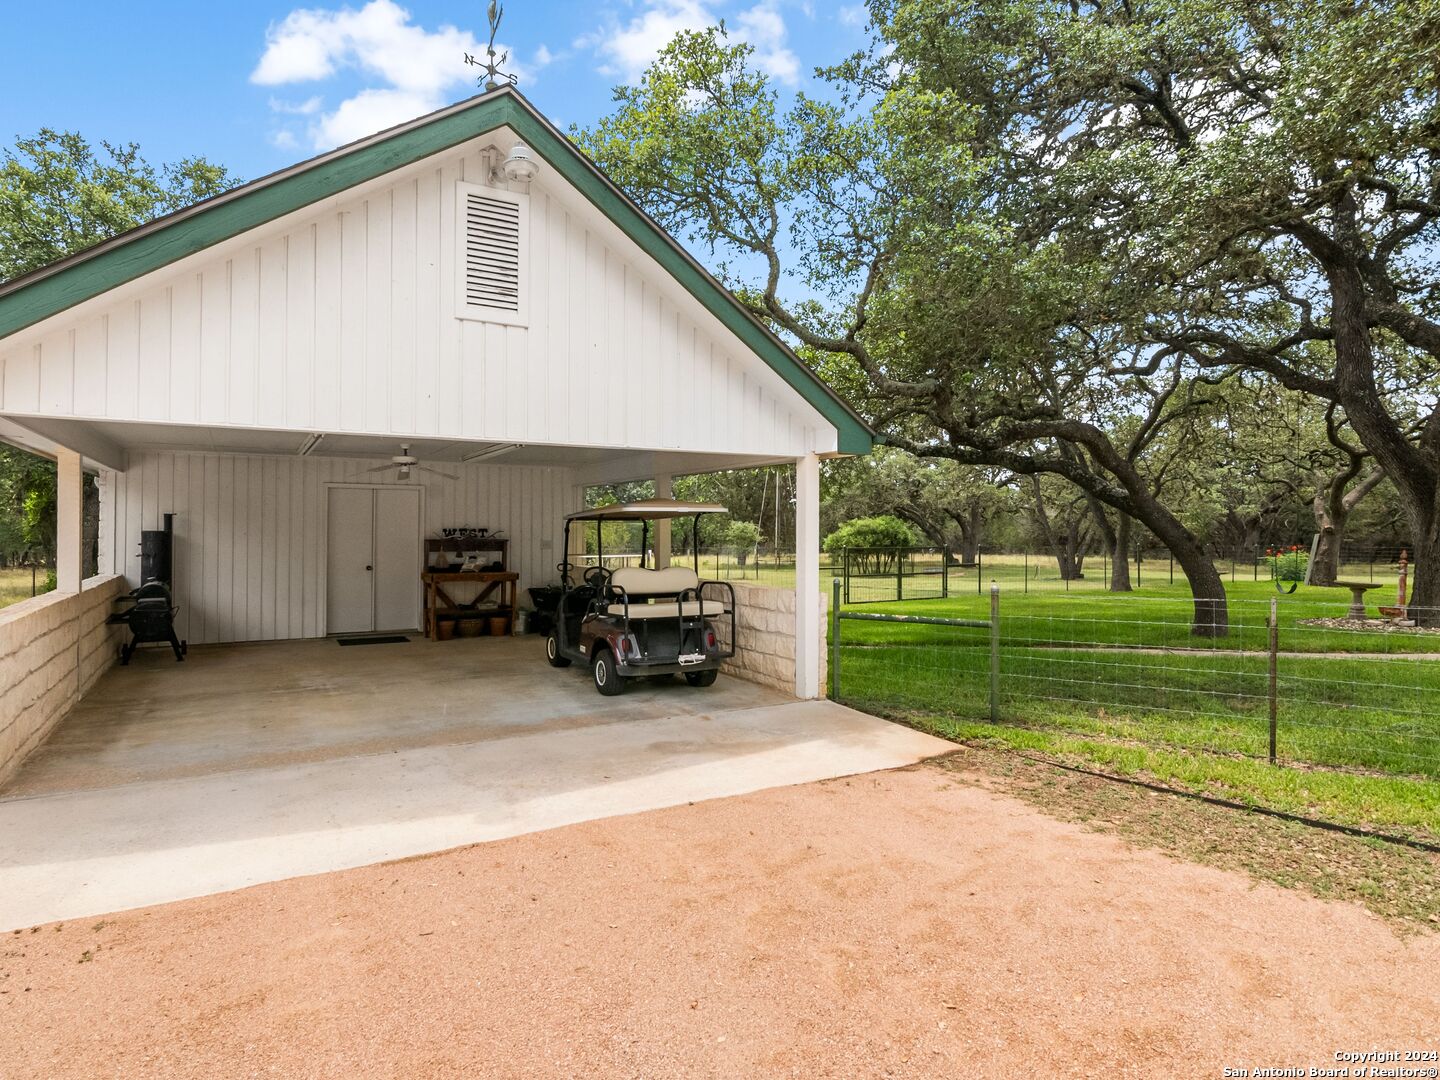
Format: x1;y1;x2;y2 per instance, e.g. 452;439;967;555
109;513;187;665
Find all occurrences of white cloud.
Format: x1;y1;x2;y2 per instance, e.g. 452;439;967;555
584;0;801;86
268;95;325;115
312;87;444;147
838;4;867;28
252;0;533;150
734;2;799;85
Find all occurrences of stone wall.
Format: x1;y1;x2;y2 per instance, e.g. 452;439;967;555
707;581;826;697
0;575;127;788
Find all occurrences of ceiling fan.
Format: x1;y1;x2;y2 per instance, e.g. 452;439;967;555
361;444;458;481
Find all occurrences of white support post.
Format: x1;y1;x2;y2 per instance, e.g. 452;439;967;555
654;473;672;569
55;449;84;593
794;452;821;699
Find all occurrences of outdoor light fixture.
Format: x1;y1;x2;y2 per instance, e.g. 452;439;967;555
297;433;324;456
462;442;524;463
496;143;539;184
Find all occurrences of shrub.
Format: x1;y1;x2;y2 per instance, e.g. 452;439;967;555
822;515;918;553
1267;545;1308;583
721;520;762;567
823;516;919;574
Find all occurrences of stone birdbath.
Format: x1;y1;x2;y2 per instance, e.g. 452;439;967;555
1330;581;1383;619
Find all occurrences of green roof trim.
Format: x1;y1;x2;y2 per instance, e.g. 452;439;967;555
0;90;873;455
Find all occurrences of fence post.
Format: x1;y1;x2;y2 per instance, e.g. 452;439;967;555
1136;543;1142;587
831;578;842;699
1023;549;1028;594
989;582;1000;723
1268;596;1278;764
977;550;983;595
896;547;904;602
843;548;851;605
942;546;950;599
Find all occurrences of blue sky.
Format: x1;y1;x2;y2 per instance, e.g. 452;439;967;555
1;0;872;182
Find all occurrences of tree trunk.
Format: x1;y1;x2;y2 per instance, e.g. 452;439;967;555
1084;495;1133;592
1110;513;1133;592
1310;527;1339;585
1125;491;1228;635
899;430;1228;633
1311;464;1385;587
1310;482;1342;586
959;505;981;565
1031;482;1078;579
1408;512;1440;622
1325;253;1439;624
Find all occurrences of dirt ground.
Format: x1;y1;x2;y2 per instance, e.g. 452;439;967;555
3;758;1437;1079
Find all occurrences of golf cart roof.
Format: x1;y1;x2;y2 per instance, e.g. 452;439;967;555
566;499;729;522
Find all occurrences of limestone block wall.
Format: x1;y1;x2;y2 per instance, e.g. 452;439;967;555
707;581;827;697
0;575;127;788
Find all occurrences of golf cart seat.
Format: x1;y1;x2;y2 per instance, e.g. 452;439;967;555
605;566;729;618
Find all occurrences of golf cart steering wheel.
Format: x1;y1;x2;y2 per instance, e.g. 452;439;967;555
583;565;611;590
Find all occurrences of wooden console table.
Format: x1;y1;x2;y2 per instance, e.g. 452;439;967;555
422;570;519;639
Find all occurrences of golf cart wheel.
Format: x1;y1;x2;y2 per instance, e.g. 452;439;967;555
685;669;719;687
592;648;626;696
545;634;571;668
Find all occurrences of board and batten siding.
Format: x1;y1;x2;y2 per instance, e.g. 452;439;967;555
0;138;833;459
98;451;579;645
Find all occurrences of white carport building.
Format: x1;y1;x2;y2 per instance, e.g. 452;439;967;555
0;86;874;789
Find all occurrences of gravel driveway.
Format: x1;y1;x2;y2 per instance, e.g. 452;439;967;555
3;760;1436;1078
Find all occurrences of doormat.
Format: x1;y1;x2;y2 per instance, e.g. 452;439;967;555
336;635;411;646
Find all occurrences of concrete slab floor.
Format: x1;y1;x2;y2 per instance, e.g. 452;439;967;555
5;635;790;797
0;635;953;930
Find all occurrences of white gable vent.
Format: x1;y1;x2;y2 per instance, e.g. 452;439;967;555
455;181;528;326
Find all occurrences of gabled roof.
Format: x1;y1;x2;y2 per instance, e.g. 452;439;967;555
0;87;873;455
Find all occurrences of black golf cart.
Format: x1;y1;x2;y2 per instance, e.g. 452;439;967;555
544;500;736;695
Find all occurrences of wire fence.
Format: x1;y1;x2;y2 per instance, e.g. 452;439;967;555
833;542;1421;602
555;540;1420;600
830;582;1440;780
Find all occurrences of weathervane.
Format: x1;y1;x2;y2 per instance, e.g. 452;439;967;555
464;1;517;90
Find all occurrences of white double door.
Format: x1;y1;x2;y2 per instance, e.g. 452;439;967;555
326;486;422;635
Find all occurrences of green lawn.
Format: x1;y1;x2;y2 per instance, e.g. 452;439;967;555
830;578;1440;839
0;567;46;610
839;578;1440;653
